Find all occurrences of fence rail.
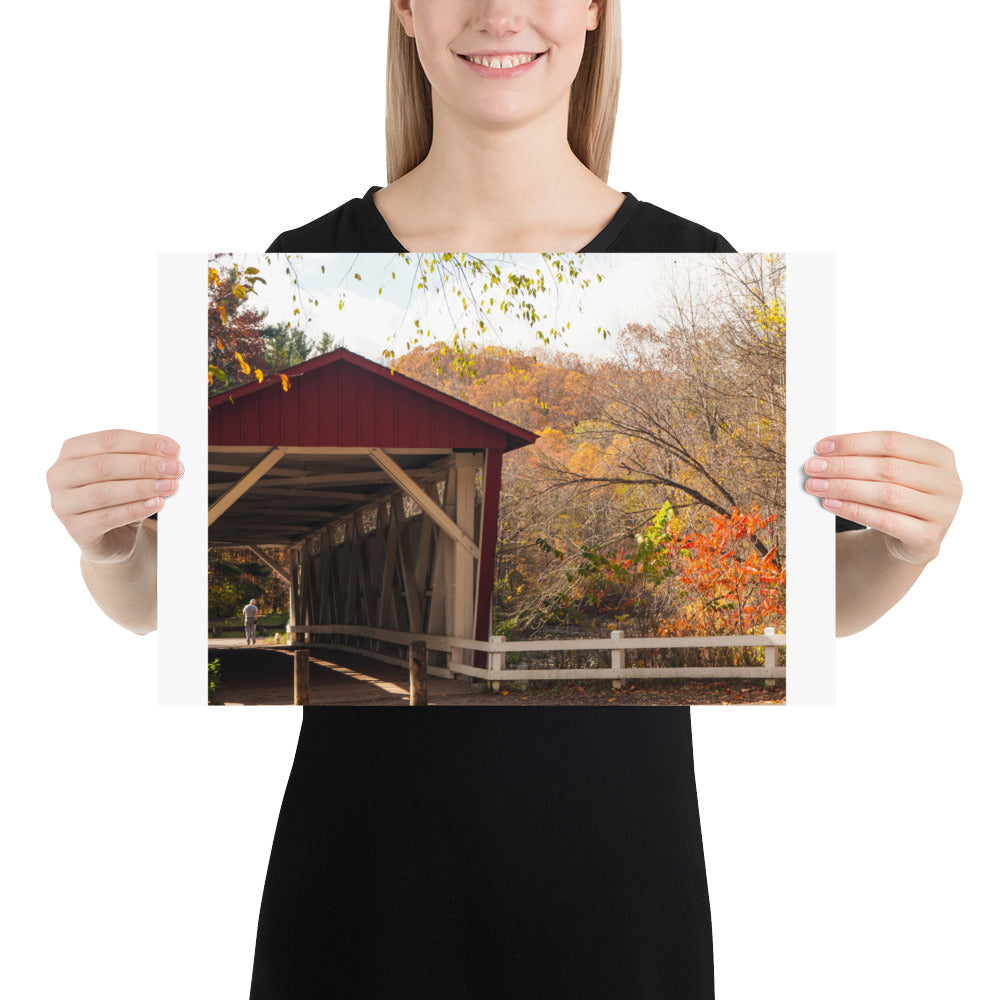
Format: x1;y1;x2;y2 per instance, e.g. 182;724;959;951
279;623;786;686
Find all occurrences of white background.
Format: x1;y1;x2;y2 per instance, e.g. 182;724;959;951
3;1;996;997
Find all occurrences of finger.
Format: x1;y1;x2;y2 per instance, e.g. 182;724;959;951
55;476;182;519
56;452;185;491
804;475;942;520
67;496;166;552
815;431;953;467
57;429;181;462
817;498;943;554
803;454;941;494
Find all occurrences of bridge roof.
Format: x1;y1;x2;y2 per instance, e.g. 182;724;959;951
209;347;537;452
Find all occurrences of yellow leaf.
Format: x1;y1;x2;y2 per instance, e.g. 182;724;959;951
219;302;227;326
254;368;264;383
234;351;250;375
279;374;290;392
216;337;223;351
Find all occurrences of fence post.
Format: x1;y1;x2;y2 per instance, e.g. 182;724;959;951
285;623;293;646
489;635;506;692
409;640;428;706
293;649;310;705
611;630;625;690
763;627;776;686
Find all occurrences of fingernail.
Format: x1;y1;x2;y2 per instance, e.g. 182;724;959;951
156;479;176;493
159;460;182;476
144;496;164;510
805;458;827;473
807;478;829;492
823;498;843;510
816;439;836;455
158;439;181;456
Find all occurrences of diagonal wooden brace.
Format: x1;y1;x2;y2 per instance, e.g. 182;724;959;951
247;545;291;585
368;448;479;561
208;447;286;526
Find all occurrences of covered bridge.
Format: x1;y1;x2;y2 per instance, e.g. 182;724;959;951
208;348;536;674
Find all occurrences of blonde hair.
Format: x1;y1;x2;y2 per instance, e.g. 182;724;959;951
385;1;622;183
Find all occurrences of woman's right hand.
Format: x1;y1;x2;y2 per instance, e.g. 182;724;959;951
46;429;184;564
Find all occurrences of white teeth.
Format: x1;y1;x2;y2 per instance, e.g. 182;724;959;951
466;53;537;69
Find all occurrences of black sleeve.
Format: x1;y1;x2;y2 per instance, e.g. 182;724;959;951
835;516;866;532
713;231;736;252
266;234;284;253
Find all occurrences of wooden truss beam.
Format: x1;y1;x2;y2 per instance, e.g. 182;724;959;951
369;448;479;561
208;484;370;503
246;545;291;585
208;448;286;526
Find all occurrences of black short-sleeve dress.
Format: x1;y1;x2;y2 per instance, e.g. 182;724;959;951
249;190;862;999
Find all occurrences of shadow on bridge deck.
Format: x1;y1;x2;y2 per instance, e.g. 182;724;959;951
208;642;491;706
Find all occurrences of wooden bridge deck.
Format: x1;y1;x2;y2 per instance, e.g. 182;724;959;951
209;643;488;706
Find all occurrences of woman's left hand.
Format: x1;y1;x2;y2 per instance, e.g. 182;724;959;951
804;430;962;564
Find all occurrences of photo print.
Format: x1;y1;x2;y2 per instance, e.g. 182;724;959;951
160;252;836;707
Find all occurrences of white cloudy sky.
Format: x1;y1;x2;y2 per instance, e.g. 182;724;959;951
222;252;724;365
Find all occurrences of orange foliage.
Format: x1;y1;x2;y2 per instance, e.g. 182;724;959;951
659;505;785;637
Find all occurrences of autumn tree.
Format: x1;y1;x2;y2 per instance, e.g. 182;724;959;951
542;254;786;558
208;262;269;395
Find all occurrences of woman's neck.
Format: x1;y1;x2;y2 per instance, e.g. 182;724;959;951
375;105;624;251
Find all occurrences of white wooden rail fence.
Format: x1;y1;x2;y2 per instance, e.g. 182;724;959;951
284;623;786;687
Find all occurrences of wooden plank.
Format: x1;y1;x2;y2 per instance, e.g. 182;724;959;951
208;463;308;476
316;539;332;627
384;497;410;631
345;517;361;625
446;664;786;681
376;500;402;629
474;447;502;655
441;635;786;652
210;445;456;457
288;548;299;631
208;447;286;526
393;494;422;633
452;455;478;661
208;485;370;502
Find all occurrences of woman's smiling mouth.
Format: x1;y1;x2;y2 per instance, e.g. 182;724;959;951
457;51;547;77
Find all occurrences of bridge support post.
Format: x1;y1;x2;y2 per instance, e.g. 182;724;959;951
409;641;427;706
293;649;310;705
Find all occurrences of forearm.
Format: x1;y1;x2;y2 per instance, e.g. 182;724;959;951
835;528;929;637
80;520;158;635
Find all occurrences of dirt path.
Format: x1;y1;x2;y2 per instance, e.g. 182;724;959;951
210;643;785;706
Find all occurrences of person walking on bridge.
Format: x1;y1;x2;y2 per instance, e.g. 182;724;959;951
243;598;259;645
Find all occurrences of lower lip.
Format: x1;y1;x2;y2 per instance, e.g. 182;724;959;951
458;52;546;79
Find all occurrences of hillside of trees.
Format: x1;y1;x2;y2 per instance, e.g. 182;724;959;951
394;261;786;650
